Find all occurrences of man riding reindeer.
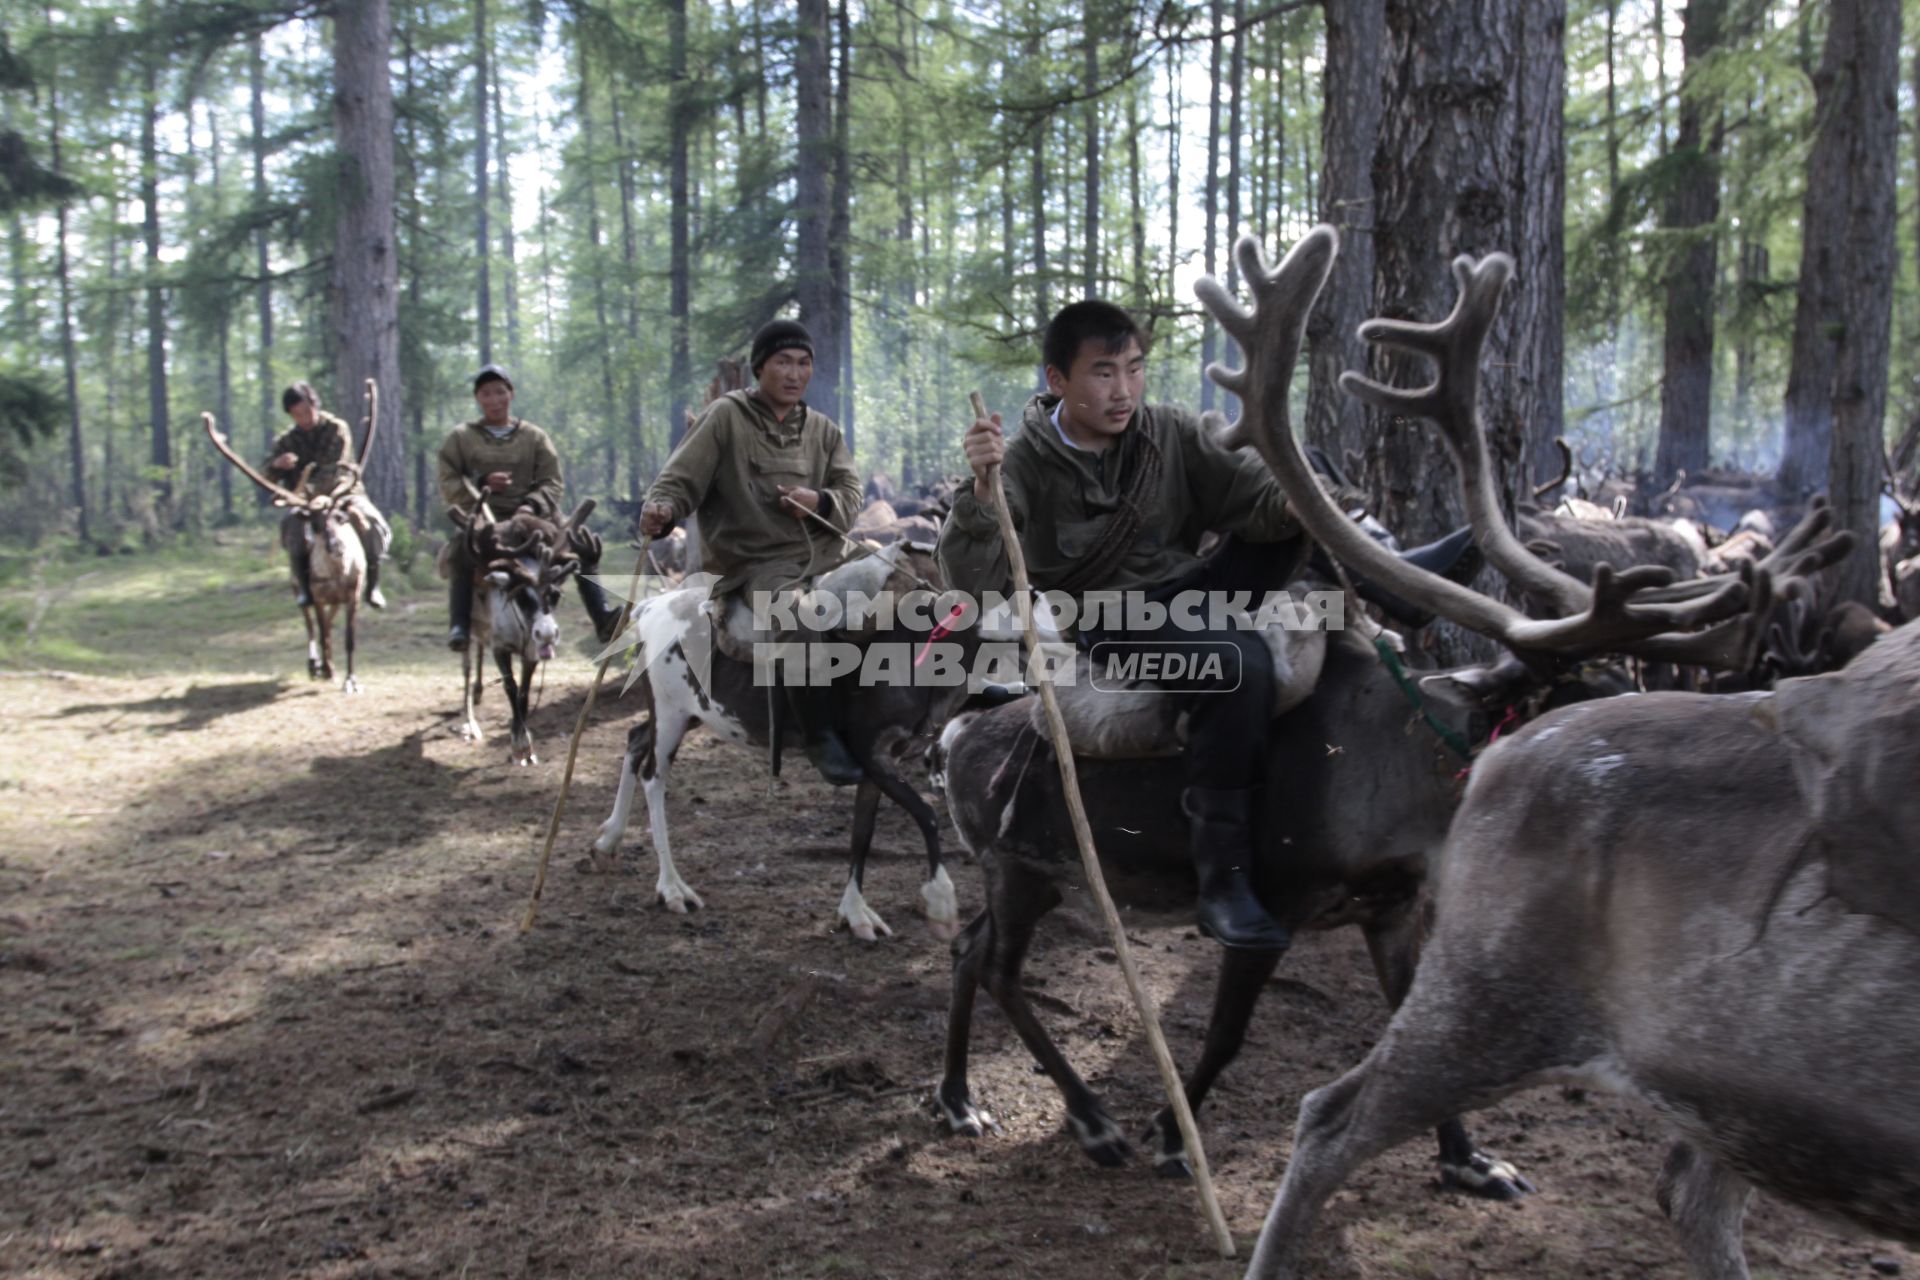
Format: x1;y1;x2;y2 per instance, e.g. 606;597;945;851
638;319;868;787
438;363;623;649
938;302;1390;951
268;380;390;610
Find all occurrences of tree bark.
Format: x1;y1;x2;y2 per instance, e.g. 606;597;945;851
331;0;407;514
669;0;692;449
1652;0;1725;487
491;37;519;367
831;0;854;449
250;36;274;496
1082;12;1099;297
794;0;838;423
1200;0;1223;412
1371;0;1566;662
577;43;620;497
607;85;645;496
141;42;171;522
50;49;86;541
1794;0;1901;605
473;0;492;364
1305;0;1382;466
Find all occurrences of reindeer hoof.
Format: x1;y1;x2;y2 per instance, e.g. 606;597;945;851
342;677;360;695
935;1085;999;1138
837;879;893;942
1142;1115;1192;1179
1067;1107;1133;1167
1440;1151;1536;1201
920;868;961;940
657;881;704;914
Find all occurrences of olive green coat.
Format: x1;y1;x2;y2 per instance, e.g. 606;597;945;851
435;418;565;523
266;411;362;497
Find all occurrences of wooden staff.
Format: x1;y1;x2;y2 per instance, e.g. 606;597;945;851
520;533;652;934
968;391;1235;1258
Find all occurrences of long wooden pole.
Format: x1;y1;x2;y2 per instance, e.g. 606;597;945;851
969;391;1235;1258
520;534;652;934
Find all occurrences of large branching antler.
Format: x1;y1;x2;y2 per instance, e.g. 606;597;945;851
203;412;310;508
357;378;379;471
1338;253;1593;616
1192;228;1753;664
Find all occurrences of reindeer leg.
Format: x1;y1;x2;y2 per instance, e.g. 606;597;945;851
496;650;527;765
520;656;539;764
837;778;892;941
1245;960;1569;1280
318;604;336;682
460;646;485;742
591;717;651;871
937;908;999;1137
1655;1141;1754;1280
303;604;321;680
974;864;1132;1167
1143;947;1284;1180
341;601;359;694
642;705;702;912
1363;902;1534;1201
856;744;957;941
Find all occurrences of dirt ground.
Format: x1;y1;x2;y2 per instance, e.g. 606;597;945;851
1;538;1914;1279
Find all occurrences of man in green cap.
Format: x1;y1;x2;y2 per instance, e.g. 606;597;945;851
639;319;866;785
438;364;621;650
266;379;390;609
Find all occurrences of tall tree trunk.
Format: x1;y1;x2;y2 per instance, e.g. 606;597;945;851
209;101;234;521
473;0;492;363
141;46;172;525
794;0;838;423
608;85;645;496
1371;0;1566;663
49;51;86;542
1652;0;1726;487
831;0;854;449
1082;14;1099;297
250;36;275;498
1306;0;1383;465
1031;115;1049;339
1221;0;1247;419
332;0;407;514
1790;0;1900;604
577;45;619;496
669;0;693;449
1200;0;1223;412
1127;86;1145;308
1164;48;1179;323
491;39;519;367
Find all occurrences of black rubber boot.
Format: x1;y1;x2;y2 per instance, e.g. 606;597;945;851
575;573;623;644
289;549;314;607
1183;785;1291;952
448;575;473;651
784;683;864;786
363;558;386;610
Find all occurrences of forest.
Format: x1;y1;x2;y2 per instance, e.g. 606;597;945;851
0;0;1908;603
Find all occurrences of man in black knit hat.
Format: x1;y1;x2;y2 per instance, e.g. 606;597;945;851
640;320;866;785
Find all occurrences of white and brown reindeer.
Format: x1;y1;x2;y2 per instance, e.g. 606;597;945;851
204;379;379;692
586;546;979;942
449;495;597;764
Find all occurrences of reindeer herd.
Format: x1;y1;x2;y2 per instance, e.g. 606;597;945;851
198;229;1918;1278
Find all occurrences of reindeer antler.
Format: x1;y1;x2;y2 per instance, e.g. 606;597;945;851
202;412;309;508
357;378;379;471
1193;229;1752;664
1533;437;1573;500
1339;253;1594;617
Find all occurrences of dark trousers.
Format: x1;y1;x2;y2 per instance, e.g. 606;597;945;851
1079;537;1294;790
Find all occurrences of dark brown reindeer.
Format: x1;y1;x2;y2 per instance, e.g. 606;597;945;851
204;380;379;692
932;227;1846;1199
451;495;596;764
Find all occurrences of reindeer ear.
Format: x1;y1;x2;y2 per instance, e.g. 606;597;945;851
486;571;512;589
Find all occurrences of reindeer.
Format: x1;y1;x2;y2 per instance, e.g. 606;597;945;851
931;228;1847;1198
449;496;596;764
204;380;380;692
1244;596;1920;1277
587;544;982;942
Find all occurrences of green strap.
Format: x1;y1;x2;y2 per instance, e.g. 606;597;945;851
1371;634;1476;765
